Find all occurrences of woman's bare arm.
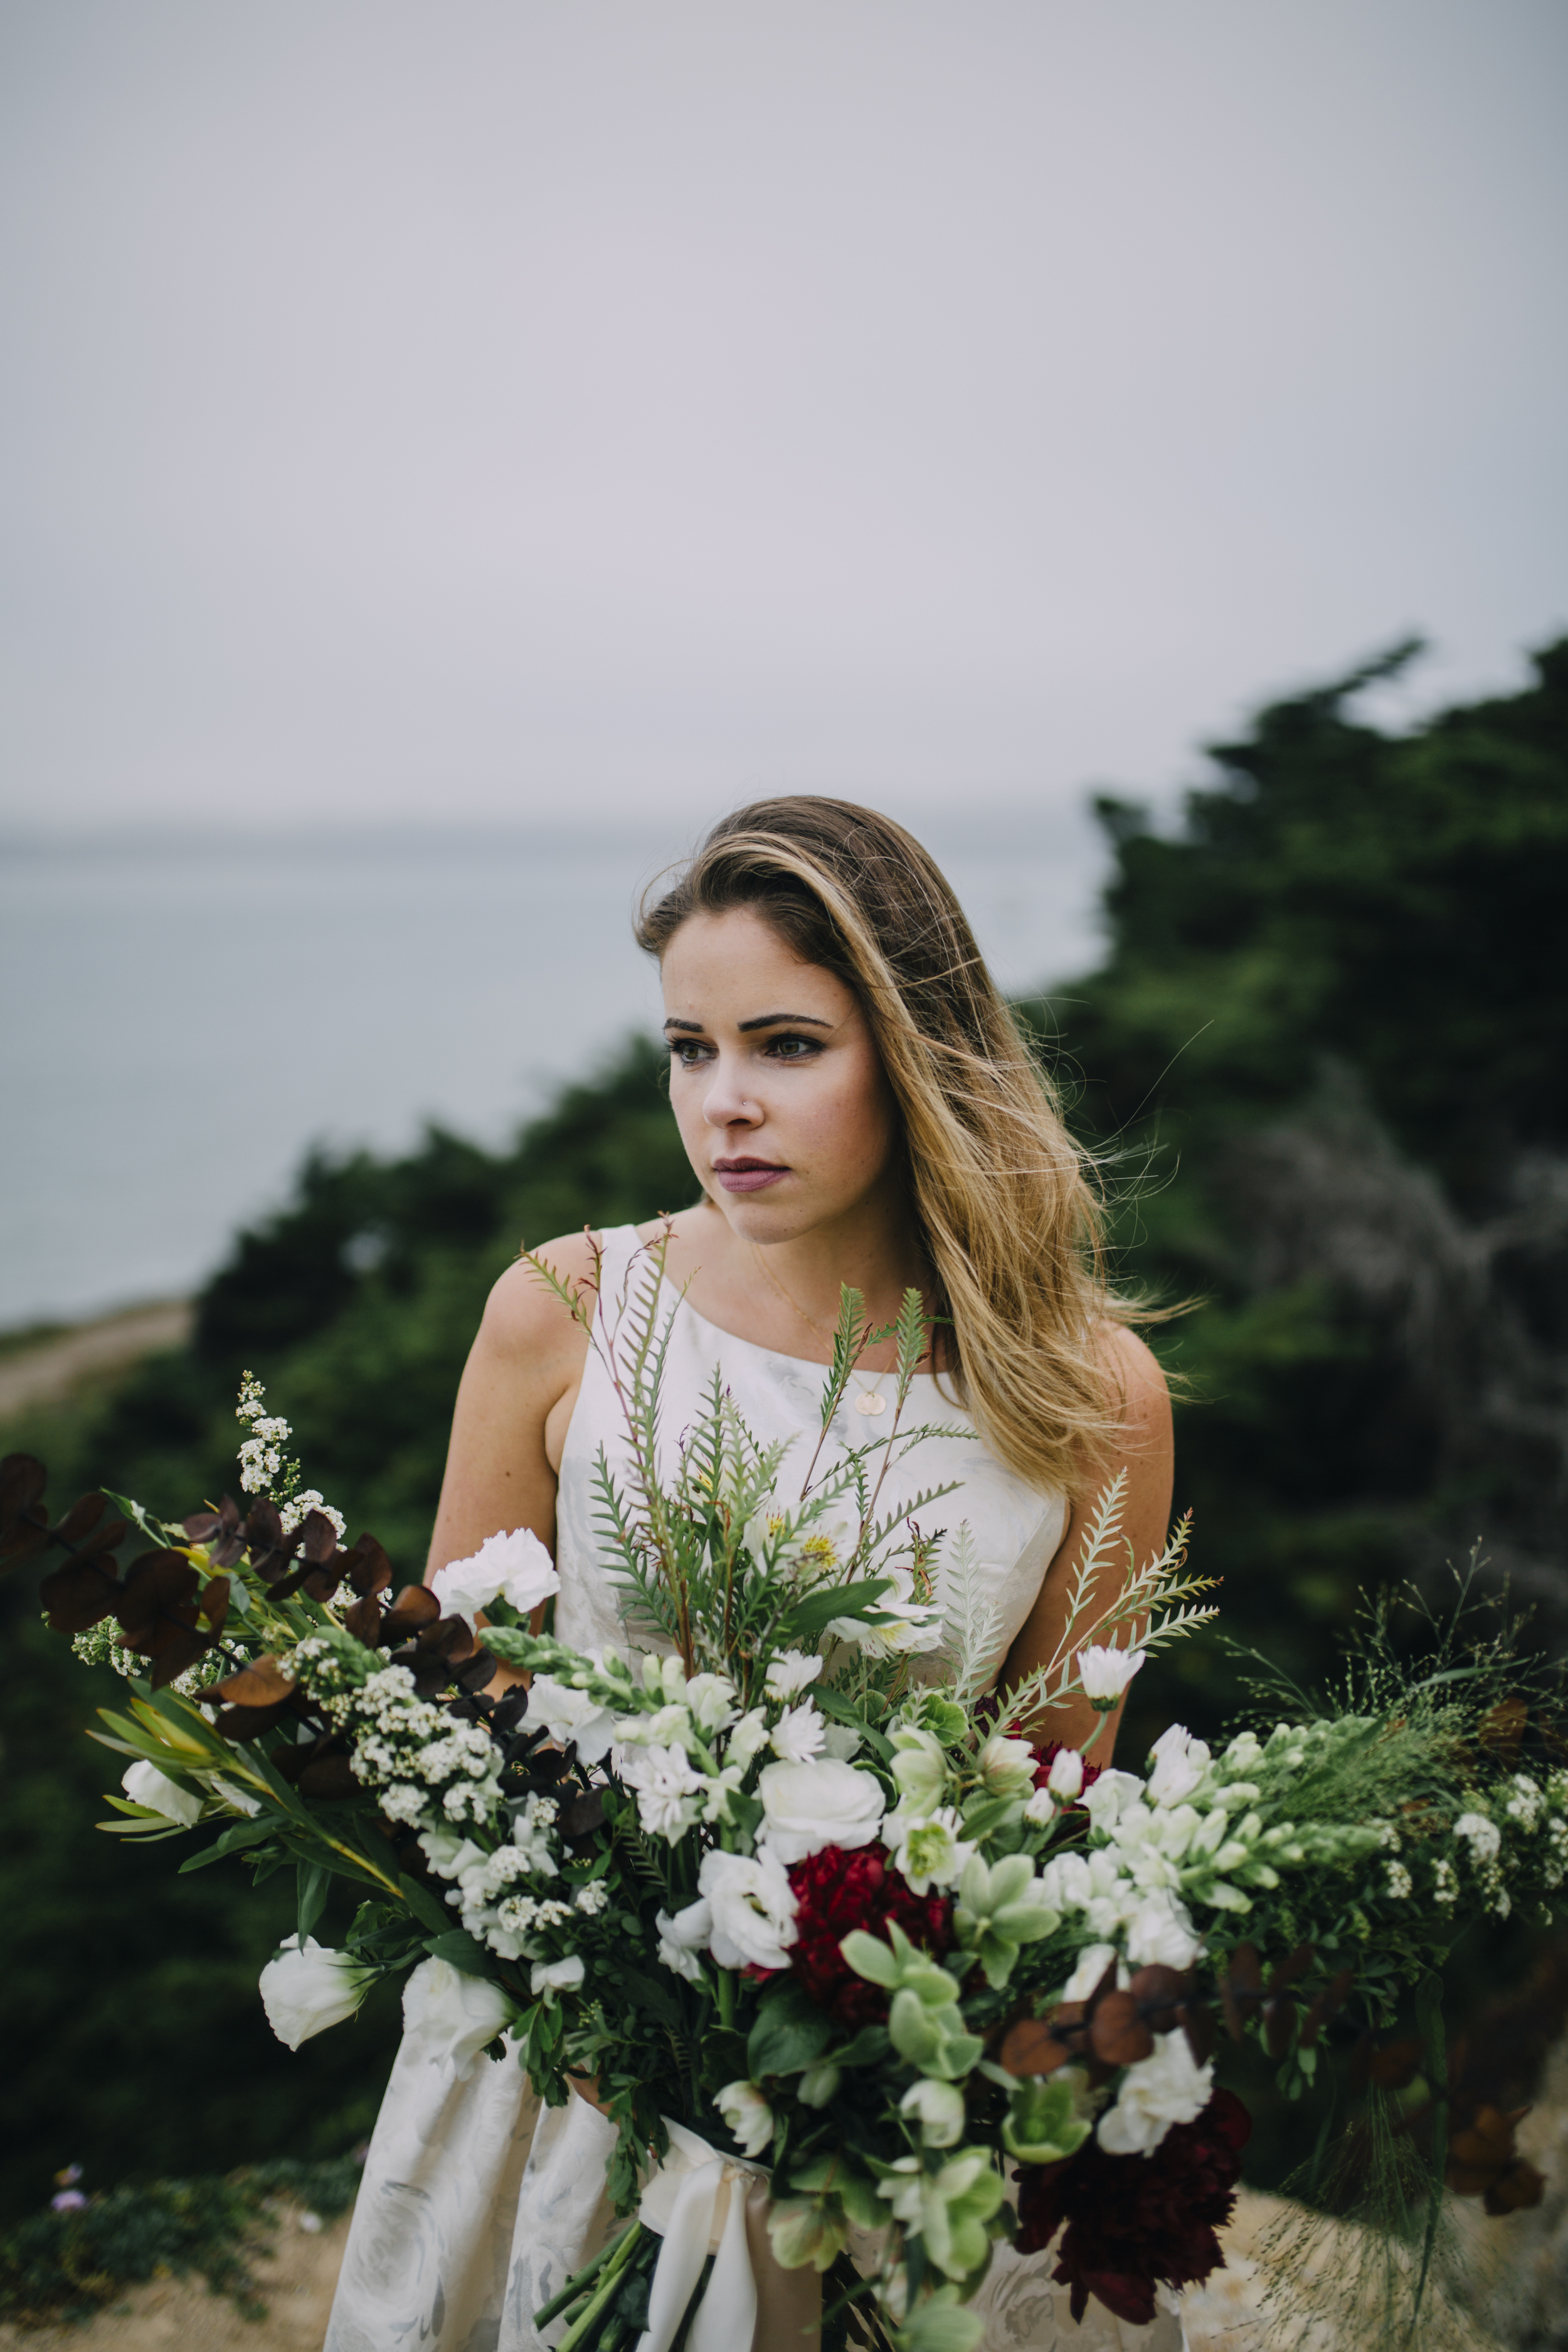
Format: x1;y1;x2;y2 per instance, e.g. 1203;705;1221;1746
997;1324;1174;1762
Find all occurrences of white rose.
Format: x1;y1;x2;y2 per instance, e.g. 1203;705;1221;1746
698;1846;799;1970
757;1757;886;1865
527;1674;618;1766
429;1527;561;1628
122;1761;202;1828
1123;1889;1203;1970
401;1956;514;2079
764;1649;824;1700
1076;1644;1146;1707
259;1936;372;2050
1146;1724;1212;1809
769;1703;827;1764
899;2079;967;2148
715;2079;775;2159
531;1955;586;1996
1096;2031;1212;2155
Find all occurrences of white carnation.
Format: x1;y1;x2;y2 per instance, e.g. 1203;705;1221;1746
765;1649;824;1700
429;1527;561;1628
769;1702;827;1763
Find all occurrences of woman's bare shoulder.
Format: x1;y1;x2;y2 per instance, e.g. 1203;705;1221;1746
476;1229;601;1366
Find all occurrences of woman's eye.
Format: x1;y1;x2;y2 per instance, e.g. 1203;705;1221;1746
667;1039;714;1067
765;1034;821;1061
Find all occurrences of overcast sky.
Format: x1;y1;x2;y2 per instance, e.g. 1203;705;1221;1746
3;0;1564;837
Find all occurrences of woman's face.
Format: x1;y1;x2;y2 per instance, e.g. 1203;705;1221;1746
660;905;903;1241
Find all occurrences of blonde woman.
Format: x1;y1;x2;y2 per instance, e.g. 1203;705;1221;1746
326;799;1177;2352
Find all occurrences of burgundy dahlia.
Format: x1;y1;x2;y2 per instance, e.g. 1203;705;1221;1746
1015;2088;1251;2328
785;1843;953;2029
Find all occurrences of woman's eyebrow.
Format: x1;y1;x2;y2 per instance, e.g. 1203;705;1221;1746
661;1012;832;1034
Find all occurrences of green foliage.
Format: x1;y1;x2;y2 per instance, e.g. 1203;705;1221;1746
0;2153;361;2328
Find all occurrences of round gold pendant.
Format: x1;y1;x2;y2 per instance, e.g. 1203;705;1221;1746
854;1390;888;1417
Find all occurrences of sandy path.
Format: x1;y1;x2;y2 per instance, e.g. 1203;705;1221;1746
0;2208;351;2352
0;1301;193;1419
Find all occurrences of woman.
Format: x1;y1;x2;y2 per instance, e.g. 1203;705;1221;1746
326;798;1177;2352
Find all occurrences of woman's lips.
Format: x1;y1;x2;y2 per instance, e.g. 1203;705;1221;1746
714;1162;789;1193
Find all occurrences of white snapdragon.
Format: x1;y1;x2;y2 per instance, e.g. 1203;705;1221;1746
527;1675;618;1766
511;1793;560;1874
1123;1888;1203;1969
1060;1944;1123;2000
260;1937;372;2050
1076;1644;1146;1709
696;1846;799;1970
765;1649;824;1700
1146;1724;1212;1809
1097;2032;1213;2156
619;1743;708;1843
430;1527;561;1628
769;1703;827;1763
1078;1769;1145;1835
757;1757;886;1865
715;2080;775;2159
121;1761;203;1828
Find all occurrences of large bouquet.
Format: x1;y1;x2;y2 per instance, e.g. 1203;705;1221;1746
6;1233;1564;2351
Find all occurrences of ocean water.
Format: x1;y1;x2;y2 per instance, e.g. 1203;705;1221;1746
0;820;1106;1328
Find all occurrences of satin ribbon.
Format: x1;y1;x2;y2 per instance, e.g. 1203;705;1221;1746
635;2119;768;2352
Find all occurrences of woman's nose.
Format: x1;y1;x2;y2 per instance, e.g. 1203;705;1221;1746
701;1057;761;1128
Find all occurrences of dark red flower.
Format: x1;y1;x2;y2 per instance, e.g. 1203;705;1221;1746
784;1843;953;2030
1015;2089;1251;2327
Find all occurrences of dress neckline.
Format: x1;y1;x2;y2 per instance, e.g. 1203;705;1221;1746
647;1246;951;1392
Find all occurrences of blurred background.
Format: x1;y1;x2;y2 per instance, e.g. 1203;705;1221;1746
2;0;1565;2315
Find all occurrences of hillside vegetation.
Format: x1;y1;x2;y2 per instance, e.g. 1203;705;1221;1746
3;639;1564;2218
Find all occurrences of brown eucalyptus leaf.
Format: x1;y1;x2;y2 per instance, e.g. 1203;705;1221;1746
342;1591;384;1646
212;1656;297;1708
342;1535;393;1597
453;1646;496;1693
298;1509;340;1565
0;1453;48;1534
558;1790;607;1841
1300;1967;1355;2049
0;1522;50;1570
1221;1942;1262;2039
1180;2000;1216;2067
1089;1990;1155;2068
1367;2034;1426;2092
1478;1698;1528;1764
114;1550;200;1632
1129;1965;1187;2032
1263;1993;1298;2059
1484;2159;1545;2217
147;1619;213;1689
214;1696;298;1741
379;1583;441;1641
55;1492;112;1544
999;2015;1077;2077
38;1554;121;1631
198;1576;231;1634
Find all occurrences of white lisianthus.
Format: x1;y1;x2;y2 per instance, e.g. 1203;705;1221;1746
402;1956;514;2078
899;2079;967;2148
698;1847;799;1971
1096;2031;1213;2155
260;1937;373;2050
1146;1724;1213;1809
757;1757;886;1865
715;2079;775;2159
430;1527;561;1628
765;1649;824;1700
977;1734;1036;1801
1123;1888;1203;1969
885;1806;977;1897
656;1905;709;1982
1454;1812;1502;1863
531;1955;586;1997
1076;1644;1146;1709
122;1761;203;1827
527;1674;618;1765
684;1673;739;1733
1059;1943;1123;2001
618;1743;708;1842
769;1703;827;1763
1078;1769;1145;1835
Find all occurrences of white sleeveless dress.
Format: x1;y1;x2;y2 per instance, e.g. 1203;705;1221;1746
325;1226;1185;2352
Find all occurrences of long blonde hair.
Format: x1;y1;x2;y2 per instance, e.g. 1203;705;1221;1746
636;796;1138;1495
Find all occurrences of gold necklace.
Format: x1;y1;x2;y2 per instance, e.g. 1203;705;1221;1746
748;1245;916;1418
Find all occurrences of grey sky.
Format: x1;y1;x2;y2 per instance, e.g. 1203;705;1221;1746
3;0;1564;835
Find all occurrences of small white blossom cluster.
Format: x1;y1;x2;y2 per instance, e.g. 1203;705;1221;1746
291;1640;503;1827
72;1616;226;1698
280;1489;347;1542
418;1801;564;1957
233;1372;345;1534
1444;1772;1568;1914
